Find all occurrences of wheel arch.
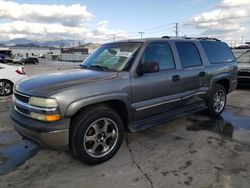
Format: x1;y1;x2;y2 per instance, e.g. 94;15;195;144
0;79;14;86
210;74;231;94
215;79;230;94
66;96;132;132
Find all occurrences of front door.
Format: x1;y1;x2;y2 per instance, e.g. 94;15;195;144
131;42;183;121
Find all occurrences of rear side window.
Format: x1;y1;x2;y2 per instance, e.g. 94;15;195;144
201;41;235;64
237;51;250;64
176;42;202;68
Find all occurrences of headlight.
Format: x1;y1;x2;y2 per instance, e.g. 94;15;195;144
29;97;58;108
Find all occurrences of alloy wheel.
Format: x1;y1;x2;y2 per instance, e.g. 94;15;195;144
213;89;225;113
0;81;12;96
83;118;118;158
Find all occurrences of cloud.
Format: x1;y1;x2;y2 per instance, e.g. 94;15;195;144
0;0;128;42
189;0;250;42
0;20;128;42
0;0;91;27
218;0;250;7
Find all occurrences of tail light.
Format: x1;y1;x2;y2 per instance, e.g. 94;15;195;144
16;67;25;75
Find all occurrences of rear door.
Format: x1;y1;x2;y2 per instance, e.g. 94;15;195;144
130;42;183;121
175;42;207;96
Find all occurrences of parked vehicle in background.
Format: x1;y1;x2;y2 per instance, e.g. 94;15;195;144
11;37;237;165
237;50;250;85
0;54;5;63
15;57;39;65
0;63;26;96
0;54;12;63
13;57;25;64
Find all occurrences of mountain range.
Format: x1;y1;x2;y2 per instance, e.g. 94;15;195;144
0;38;82;48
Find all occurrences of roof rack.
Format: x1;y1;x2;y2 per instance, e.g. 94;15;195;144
162;36;170;39
161;36;220;41
196;37;220;41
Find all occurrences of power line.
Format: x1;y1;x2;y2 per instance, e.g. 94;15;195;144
142;23;174;32
127;23;175;36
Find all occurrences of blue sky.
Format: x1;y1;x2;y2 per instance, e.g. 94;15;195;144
0;0;250;45
14;0;219;36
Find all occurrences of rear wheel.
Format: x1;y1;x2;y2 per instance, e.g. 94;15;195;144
207;84;227;117
70;106;124;165
0;80;13;96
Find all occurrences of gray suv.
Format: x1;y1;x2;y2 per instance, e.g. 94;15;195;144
10;37;237;164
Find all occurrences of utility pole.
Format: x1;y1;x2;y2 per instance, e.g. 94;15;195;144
113;35;116;42
241;36;244;45
175;23;179;37
138;32;145;39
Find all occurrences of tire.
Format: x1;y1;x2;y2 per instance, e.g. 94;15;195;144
70;106;124;165
0;80;13;96
207;84;227;117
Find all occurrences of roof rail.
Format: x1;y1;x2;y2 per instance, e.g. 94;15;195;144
161;36;220;41
162;36;170;39
196;37;220;41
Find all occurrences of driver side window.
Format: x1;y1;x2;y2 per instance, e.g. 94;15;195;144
141;42;175;70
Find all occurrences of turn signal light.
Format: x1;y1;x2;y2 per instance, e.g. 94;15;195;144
30;112;61;122
45;114;61;122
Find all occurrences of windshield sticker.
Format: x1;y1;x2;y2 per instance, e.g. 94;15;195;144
116;52;132;58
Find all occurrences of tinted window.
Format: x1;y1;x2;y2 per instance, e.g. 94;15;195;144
237;51;250;64
201;41;235;64
176;42;202;68
141;42;175;70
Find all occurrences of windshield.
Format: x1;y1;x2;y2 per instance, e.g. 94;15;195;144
81;42;142;71
237;51;250;63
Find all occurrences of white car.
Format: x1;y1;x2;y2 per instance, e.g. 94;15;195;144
0;63;27;96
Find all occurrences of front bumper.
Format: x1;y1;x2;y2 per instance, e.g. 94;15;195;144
10;109;70;150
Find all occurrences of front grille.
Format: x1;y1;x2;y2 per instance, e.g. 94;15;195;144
14;92;29;103
15;105;30;115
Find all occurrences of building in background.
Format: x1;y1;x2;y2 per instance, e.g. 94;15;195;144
0;43;101;62
59;47;89;62
10;47;60;58
0;48;12;56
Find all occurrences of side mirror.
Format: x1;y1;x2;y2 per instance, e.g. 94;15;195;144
138;61;159;75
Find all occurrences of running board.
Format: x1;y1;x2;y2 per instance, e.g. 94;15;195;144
128;102;207;132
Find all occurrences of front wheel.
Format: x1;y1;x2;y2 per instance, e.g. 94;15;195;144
70;106;124;165
207;84;227;117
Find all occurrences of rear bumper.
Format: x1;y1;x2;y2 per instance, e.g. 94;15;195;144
238;76;250;85
10;109;70;150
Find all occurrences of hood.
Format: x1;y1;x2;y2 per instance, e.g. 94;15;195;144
15;69;118;96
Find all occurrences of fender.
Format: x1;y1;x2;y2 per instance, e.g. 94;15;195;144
65;92;132;120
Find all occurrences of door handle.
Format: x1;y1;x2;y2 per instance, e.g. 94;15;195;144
199;72;206;77
172;75;180;82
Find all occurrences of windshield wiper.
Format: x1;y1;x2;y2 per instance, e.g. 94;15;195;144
80;64;90;69
89;65;109;71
